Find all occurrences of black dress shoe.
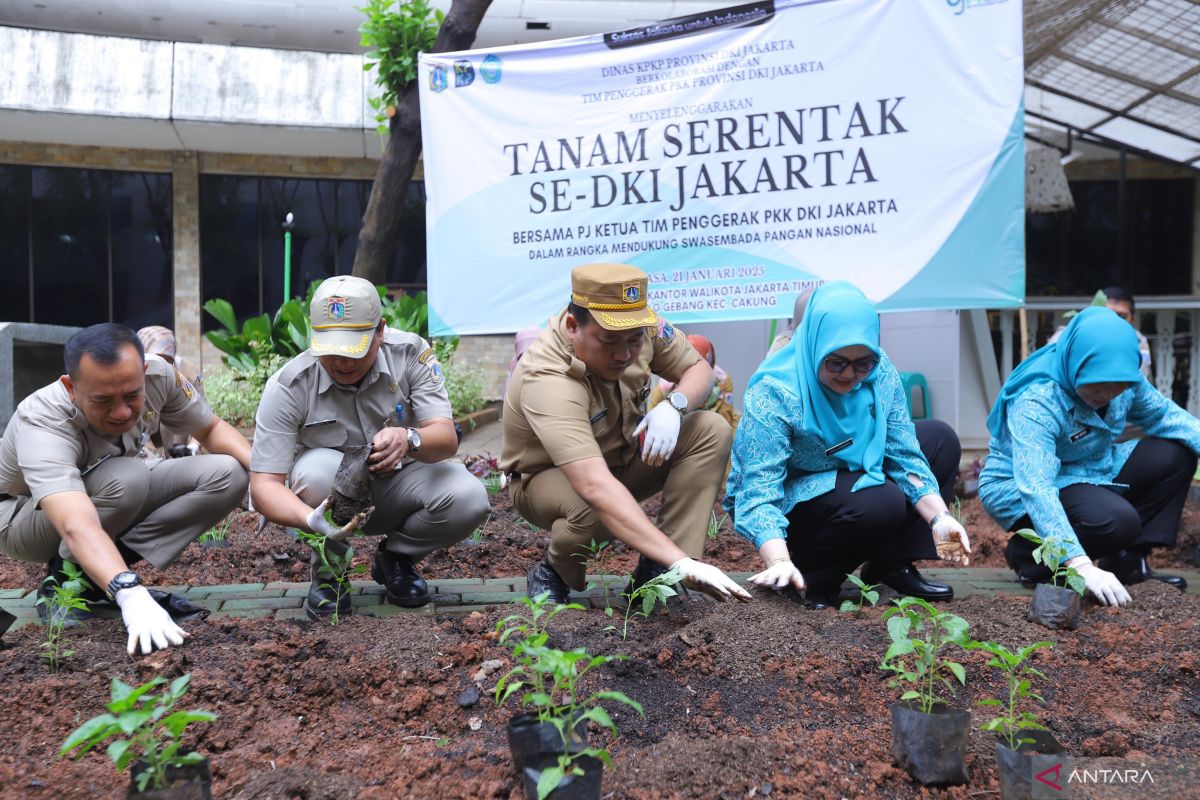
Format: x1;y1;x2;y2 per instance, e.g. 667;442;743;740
1099;550;1187;591
861;562;954;602
1004;538;1052;589
623;556;689;607
371;543;430;607
304;567;353;621
526;559;570;604
36;557;101;626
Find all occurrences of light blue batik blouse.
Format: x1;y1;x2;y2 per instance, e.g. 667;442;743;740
724;354;938;549
978;377;1200;560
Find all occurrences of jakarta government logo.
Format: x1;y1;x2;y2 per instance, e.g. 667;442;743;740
946;0;1009;14
429;55;502;93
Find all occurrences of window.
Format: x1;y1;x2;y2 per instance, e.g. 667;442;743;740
1026;178;1194;296
0;163;173;329
200;175;426;330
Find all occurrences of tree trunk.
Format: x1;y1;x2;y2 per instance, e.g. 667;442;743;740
352;0;494;285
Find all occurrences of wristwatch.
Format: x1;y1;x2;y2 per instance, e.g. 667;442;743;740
406;427;422;454
667;391;690;415
106;571;141;602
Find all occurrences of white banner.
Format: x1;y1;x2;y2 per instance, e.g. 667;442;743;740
420;0;1025;336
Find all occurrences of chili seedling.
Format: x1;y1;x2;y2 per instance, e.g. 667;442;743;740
880;596;971;714
969;639;1054;749
60;673;216;793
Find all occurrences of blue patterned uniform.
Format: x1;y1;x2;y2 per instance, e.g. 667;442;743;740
979;377;1200;560
724;354;938;549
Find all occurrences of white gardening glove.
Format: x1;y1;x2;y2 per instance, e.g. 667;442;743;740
749;557;806;591
634;402;681;467
116;586;187;656
669;557;752;602
930;513;972;566
1067;556;1131;607
306;497;373;542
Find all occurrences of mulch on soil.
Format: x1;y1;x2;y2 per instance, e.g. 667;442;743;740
1;581;1197;799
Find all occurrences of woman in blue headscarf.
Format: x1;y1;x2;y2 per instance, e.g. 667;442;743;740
725;281;971;608
980;306;1200;606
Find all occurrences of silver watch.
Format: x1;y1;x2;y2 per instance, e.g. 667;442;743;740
667;391;689;415
406;427;422;454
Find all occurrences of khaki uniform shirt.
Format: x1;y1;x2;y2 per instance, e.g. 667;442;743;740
251;329;452;474
501;310;699;476
0;356;212;512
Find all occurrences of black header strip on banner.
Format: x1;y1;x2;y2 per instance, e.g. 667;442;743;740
603;1;776;50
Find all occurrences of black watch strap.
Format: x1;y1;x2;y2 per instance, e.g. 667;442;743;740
106;571;141;602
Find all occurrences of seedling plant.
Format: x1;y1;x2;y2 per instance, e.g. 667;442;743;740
706;510;728;540
613;568;683;641
880;596;971;714
495;593;644;800
198;510;239;545
579;539;618;616
1016;529;1085;594
60;674;216;793
838;573;880;613
470;512;493;543
37;561;92;672
295;526;367;625
970;640;1054;749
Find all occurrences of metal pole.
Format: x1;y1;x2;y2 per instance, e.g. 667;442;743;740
282;212;295;303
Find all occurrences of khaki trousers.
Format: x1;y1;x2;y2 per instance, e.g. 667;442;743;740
0;454;248;569
512;409;732;590
290;448;490;566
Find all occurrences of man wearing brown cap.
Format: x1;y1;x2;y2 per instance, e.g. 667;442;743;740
503;263;751;604
249;276;490;619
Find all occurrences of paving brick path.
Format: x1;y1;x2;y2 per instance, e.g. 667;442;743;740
3;568;1197;631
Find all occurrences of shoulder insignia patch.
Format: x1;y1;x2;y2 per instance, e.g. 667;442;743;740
655;321;675;342
417;347;436;365
431;362;444;381
174;369;195;400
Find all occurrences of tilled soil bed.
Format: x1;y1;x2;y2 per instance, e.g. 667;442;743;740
0;581;1197;799
2;490;1198;592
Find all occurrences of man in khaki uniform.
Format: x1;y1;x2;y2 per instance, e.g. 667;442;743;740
250;276;489;619
0;323;251;655
503;263;751;603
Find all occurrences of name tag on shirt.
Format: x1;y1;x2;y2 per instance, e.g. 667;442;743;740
1069;428;1090;443
589;408;608;425
303;419;338;430
825;438;854;457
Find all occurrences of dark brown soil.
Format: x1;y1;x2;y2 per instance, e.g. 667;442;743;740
0;581;1196;799
2;486;1196;593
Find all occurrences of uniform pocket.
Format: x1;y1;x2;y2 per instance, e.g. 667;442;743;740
299;421;348;449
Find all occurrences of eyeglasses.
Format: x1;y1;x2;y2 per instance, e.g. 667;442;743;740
822;355;879;376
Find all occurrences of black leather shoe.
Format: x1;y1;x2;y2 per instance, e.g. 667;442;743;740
1004;538;1052;589
1099;550;1187;591
861;562;954;602
304;567;353;621
526;559;571;604
371;543;430;607
36;557;101;626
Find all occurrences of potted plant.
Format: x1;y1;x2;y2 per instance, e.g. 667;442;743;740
1015;529;1085;630
879;596;972;786
495;592;644;799
60;674;217;799
970;640;1065;800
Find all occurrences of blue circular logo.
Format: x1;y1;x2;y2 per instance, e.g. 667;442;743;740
481;54;503;85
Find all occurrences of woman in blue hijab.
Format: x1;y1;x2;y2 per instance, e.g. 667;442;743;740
980;306;1200;606
725;282;971;608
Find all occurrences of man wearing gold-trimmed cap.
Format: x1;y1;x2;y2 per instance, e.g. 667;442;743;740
249;276;489;620
502;263;751;604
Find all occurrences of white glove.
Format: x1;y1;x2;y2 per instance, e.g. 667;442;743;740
930;514;972;566
749;557;806;591
306;497;373;542
634;402;681;467
669;557;752;602
116;586;187;656
1067;557;1131;607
